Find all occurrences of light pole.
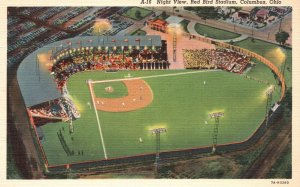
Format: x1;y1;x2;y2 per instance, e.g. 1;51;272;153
36;54;40;82
151;128;167;176
209;112;224;154
278;16;283;32
77;40;82;48
281;48;287;82
88;39;93;47
135;38;141;49
251;23;254;38
67;41;72;49
167;23;180;63
265;85;274;127
98;27;100;43
93;19;112;44
121;46;124;61
149;37;153;49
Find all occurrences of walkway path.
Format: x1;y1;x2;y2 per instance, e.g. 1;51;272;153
187;21;248;43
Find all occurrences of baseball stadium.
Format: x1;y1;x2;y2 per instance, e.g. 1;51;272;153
15;21;288;173
5;6;293;179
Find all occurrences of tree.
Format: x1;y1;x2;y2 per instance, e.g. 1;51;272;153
135;10;141;19
275;31;290;45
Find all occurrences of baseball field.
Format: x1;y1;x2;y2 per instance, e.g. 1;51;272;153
40;69;278;166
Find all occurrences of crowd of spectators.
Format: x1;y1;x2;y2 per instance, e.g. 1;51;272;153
183;48;250;74
29;97;80;121
51;47;167;88
30;98;68;120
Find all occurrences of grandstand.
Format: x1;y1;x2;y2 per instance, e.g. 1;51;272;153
183;48;250;73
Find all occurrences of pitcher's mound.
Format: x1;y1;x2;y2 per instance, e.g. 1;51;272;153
105;86;114;93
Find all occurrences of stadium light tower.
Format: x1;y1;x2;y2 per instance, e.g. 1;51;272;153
280;48;287;83
93;19;112;43
36;54;40;82
150;128;167;175
209;112;224;154
148;37;153;49
265;85;274;127
167;23;181;63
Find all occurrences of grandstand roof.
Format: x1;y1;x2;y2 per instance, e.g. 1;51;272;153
17;35;162;107
62;35;162;49
17;46;62;107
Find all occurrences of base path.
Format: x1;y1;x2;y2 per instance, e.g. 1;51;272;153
91;79;153;112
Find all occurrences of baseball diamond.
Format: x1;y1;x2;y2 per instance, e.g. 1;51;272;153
90;78;153;112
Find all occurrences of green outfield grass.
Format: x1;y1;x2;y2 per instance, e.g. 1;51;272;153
41;70;271;166
123;7;152;21
194;23;241;40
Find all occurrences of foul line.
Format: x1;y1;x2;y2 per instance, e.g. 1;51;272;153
91;69;220;84
88;82;108;159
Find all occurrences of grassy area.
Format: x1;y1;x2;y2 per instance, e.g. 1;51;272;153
194;23;241;40
123;7;152;21
179;19;190;33
234;140;269;171
131;29;147;36
41;70;268;165
234;38;292;88
159;157;239;179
